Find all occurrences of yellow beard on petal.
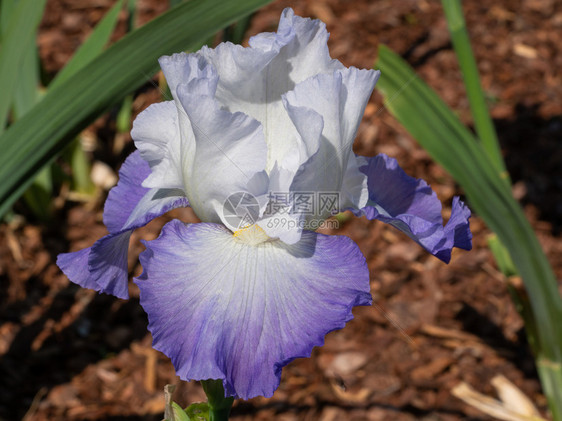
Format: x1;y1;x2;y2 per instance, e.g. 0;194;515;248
233;224;270;246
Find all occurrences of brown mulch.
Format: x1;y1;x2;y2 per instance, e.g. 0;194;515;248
1;0;561;420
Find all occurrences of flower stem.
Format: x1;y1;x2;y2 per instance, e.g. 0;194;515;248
201;379;234;421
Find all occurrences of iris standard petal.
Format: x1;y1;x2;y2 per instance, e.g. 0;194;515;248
136;221;371;399
57;151;189;298
249;8;343;84
357;153;472;263
200;8;344;172
131;101;183;190
284;68;379;219
175;74;269;226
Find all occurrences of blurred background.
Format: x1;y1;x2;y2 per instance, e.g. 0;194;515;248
0;0;561;419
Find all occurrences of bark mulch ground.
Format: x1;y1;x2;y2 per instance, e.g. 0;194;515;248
1;0;561;420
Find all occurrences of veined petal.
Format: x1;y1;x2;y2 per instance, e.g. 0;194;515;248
200;8;345;172
175;75;269;226
341;153;369;210
283;68;378;221
249;8;343;84
57;151;189;298
103;150;151;233
158;53;215;104
156;53;214;199
131;101;183;190
136;221;371;399
357;154;472;263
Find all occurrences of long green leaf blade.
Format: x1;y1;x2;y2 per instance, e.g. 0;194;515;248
12;44;40;118
49;0;124;90
375;45;562;361
441;0;507;178
0;0;46;132
0;0;273;216
1;0;41;118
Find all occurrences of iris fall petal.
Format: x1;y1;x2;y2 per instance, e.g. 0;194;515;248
57;151;189;298
357;153;472;262
136;220;371;399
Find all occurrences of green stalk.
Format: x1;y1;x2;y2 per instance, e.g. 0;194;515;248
376;45;562;419
441;2;562;416
441;0;508;181
537;360;562;421
201;380;234;421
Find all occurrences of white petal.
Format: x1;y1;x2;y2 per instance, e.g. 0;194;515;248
341;153;369;210
175;75;269;225
199;8;344;172
283;68;378;221
131;101;184;189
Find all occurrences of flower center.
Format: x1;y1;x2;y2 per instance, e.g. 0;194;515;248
233;224;270;245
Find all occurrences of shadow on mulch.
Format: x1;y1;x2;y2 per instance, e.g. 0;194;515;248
0;287;146;420
456;303;537;378
497;104;562;235
397;33;562;237
93;416;161;421
231;399;485;420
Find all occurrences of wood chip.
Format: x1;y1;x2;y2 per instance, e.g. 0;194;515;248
452;378;546;421
420;324;482;343
513;43;538;59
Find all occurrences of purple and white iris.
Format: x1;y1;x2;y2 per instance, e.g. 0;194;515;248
57;9;471;400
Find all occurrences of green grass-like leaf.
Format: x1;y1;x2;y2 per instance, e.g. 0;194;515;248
0;0;273;216
49;0;125;90
0;0;46;132
375;45;562;362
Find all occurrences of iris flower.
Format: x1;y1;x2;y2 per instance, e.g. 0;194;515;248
57;9;471;400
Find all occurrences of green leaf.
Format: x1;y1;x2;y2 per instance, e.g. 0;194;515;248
0;0;274;216
441;0;507;178
49;0;124;90
21;165;53;221
68;137;95;195
0;0;46;132
375;45;562;362
487;234;517;278
201;379;233;421
12;43;40;118
1;0;40;118
116;94;133;133
223;13;254;45
0;0;17;33
171;402;193;421
184;402;210;421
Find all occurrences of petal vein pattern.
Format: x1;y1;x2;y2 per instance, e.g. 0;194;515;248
199;8;345;172
136;221;371;399
57;151;189;298
357;154;472;262
158;53;269;225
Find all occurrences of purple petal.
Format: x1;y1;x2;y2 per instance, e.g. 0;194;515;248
57;247;98;290
103;150;151;233
57;232;132;300
57;151;189;298
358;154;472;263
136;221;371;399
